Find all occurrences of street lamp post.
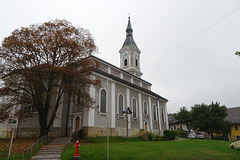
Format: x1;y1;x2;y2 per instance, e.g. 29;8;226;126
123;107;132;140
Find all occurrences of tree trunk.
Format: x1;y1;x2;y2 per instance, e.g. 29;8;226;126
210;132;214;138
186;124;191;132
39;110;49;137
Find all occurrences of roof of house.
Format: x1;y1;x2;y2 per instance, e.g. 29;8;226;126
168;113;178;124
225;107;240;124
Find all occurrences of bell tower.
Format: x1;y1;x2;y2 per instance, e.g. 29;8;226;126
119;17;142;78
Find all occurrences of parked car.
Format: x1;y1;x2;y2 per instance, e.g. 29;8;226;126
188;131;196;139
196;132;211;139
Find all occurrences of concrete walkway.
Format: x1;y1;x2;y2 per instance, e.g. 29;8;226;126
31;137;71;160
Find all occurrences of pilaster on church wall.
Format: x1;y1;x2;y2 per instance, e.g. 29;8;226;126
129;89;140;129
52;93;63;128
158;101;168;131
164;104;169;130
151;97;158;131
93;75;110;127
115;83;127;128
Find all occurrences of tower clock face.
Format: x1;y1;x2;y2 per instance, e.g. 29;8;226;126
123;52;128;58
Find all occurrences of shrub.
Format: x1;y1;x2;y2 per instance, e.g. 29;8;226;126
178;130;188;138
147;132;152;141
152;133;160;141
163;130;176;140
138;129;145;138
174;130;181;137
72;129;87;142
214;135;225;140
160;135;167;141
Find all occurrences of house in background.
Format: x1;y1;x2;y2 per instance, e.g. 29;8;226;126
168;113;188;131
225;107;240;141
0;17;169;138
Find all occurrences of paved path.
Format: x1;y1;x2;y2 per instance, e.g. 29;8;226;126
31;137;71;160
173;137;190;141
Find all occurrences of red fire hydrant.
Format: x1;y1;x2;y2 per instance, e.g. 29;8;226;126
73;140;80;160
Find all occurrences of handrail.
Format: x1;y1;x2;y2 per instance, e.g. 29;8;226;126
22;135;49;160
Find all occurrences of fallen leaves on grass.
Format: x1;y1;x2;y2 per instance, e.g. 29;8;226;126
0;138;38;153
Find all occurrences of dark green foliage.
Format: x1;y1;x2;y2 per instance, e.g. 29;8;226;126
213;135;227;140
160;135;167;141
174;106;191;131
191;102;230;137
163;130;176;140
71;129;87;142
147;132;152;141
179;130;188;138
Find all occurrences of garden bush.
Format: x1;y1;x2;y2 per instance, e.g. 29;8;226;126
138;130;160;141
163;130;176;140
72;129;87;142
147;132;152;141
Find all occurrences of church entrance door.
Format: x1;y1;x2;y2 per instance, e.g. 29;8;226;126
75;116;80;131
144;122;148;132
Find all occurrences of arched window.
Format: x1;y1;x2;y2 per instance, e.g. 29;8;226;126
143;102;147;114
119;95;123;115
161;107;165;122
124;59;128;66
100;89;106;113
133;99;137;118
135;59;138;66
153;104;157;120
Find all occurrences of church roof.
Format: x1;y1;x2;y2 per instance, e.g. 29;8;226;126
90;56;168;102
121;17;139;50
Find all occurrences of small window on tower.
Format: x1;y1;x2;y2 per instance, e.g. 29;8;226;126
135;59;138;66
124;59;128;66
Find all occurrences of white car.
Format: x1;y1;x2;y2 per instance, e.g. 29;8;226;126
188;131;196;139
196;132;211;139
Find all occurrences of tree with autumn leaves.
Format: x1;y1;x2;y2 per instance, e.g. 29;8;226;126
0;19;101;137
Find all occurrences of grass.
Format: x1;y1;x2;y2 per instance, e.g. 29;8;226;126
0;148;40;160
61;137;240;160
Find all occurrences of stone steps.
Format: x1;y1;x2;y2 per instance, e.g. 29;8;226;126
31;137;71;160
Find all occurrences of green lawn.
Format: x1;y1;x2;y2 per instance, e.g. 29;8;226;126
61;137;240;160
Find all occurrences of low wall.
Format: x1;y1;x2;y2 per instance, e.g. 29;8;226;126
0;128;17;138
83;126;141;137
0;126;165;138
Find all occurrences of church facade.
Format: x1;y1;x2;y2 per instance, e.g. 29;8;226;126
67;17;169;137
0;17;168;138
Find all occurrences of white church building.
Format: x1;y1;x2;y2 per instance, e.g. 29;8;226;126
0;17;169;138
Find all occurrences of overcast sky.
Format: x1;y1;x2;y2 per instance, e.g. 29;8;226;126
1;0;240;113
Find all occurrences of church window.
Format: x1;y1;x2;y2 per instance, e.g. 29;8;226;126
119;95;123;115
135;59;138;66
143;102;147;114
161;107;165;122
133;99;137;118
100;89;106;113
124;59;128;66
153;104;157;120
